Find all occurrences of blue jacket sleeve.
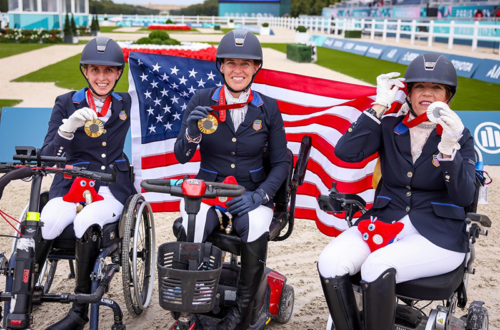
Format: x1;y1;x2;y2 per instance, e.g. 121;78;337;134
174;91;201;164
41;96;74;164
334;113;382;163
439;130;477;207
258;101;290;198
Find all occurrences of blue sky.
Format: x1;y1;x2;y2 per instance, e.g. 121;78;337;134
117;0;205;5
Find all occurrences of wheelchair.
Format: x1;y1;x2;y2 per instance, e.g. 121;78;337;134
317;171;491;330
141;135;312;329
0;148;156;330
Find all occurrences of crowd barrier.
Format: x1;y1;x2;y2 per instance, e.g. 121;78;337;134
310;34;500;84
0;107;497;165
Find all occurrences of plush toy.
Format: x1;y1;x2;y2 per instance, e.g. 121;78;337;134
358;216;404;252
63;177;103;212
203;176;238;234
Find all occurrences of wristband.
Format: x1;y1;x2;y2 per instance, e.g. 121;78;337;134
185;129;202;144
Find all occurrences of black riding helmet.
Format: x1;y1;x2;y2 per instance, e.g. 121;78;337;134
404;53;458;117
216;29;263;94
80;37;125;98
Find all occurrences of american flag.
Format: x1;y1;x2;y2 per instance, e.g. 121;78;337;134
128;52;405;237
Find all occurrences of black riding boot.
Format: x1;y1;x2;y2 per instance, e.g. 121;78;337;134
217;233;269;330
34;237;53;285
46;227;101;330
319;272;362;330
361;268;397;330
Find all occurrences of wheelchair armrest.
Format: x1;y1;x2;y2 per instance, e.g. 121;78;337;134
466;213;491;228
318;193;367;213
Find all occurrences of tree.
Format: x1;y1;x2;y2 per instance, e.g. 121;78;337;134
71;14;77;35
0;0;8;13
291;0;340;17
170;0;218;16
90;0;159;15
64;13;71;36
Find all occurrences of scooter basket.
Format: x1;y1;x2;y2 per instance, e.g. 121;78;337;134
157;241;222;313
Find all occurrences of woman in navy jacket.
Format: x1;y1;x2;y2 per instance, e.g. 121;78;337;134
174;30;289;330
37;37;134;330
317;54;476;330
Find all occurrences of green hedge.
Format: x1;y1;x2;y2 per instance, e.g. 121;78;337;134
286;43;312;63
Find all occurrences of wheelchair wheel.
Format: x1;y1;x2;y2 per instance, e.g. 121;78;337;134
276;284;294;324
121;194;156;316
466;301;488;330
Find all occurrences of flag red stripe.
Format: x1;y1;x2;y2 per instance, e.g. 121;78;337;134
287;133;378;169
277;101;335;116
255;68;376;99
284;114;352;133
142;150;200;169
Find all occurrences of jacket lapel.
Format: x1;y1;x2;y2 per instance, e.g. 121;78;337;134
393;120;413;166
414;129;440;168
235;103;262;135
104;95;122;127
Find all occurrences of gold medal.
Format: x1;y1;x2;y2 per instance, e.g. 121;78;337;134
198;114;218;134
84;119;105;138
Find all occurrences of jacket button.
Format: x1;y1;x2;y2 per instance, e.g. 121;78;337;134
445;175;450;180
406;206;410;212
231;164;235;168
348;128;353;132
407;172;413;178
231;152;235;155
101;165;106;170
101;154;106;158
406;191;412;197
102;142;107;147
232;138;237;142
406;186;411;190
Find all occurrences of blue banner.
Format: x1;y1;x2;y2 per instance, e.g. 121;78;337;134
456;111;500;166
310;35;328;47
322;37;336;49
365;44;387;59
342;40;369;56
397;49;428;65
447;54;482;78
380;46;406;63
472;59;500;84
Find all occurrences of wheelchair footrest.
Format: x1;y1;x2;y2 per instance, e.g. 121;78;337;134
396;305;424;328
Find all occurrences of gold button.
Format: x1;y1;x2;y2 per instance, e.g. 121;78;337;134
406;186;411;190
407;172;413;178
102;142;107;146
101;154;106;158
445;175;450;180
406;206;410;212
101;165;106;170
231;152;235;155
231;164;235;168
406;191;412;197
103;129;107;134
232;138;236;142
348;128;353;132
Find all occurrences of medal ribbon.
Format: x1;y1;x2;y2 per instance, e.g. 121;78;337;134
86;88;112;118
209;86;254;122
402;112;443;135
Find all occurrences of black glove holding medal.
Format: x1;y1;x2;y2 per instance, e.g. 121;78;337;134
187;106;211;137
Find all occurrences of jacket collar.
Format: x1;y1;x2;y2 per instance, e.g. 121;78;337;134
211;86;264;107
72;87;122;104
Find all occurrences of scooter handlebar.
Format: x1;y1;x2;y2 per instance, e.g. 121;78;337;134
140;179;246;198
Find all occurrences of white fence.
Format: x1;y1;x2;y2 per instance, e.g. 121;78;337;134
102;14;267;26
268;16;500;53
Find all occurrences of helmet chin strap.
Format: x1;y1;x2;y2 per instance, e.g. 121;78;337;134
79;65;123;98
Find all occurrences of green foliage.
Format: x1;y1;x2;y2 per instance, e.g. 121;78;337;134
149;30;170;40
71;14;77;36
95;14;100;30
133;37;151;45
0;99;22;108
91;14;100;31
296;25;307;32
229;19;234;23
90;0;159;15
214;24;221;31
262;22;269;27
170;0;217;16
166;18;174;24
77;26;90;36
64;13;72;36
0;29;62;44
291;0;340;17
0;0;8;13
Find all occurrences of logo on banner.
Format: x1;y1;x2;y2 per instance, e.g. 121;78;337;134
486;65;500;80
451;60;474;73
474;122;500;155
324;38;334;47
387;49;398;59
401;51;420;62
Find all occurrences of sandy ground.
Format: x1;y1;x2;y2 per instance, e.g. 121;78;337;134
0;166;498;330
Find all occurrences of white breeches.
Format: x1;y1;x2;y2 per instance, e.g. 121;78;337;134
317;216;466;283
40;187;124;240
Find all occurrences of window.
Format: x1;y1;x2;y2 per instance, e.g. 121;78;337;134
8;0;20;12
65;0;71;13
22;0;38;12
75;0;85;13
41;0;58;12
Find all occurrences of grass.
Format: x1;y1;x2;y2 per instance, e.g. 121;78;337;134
0;44;51;59
13;53;130;93
139;27;200;33
0;99;22;108
99;26;121;33
11;42;499;110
